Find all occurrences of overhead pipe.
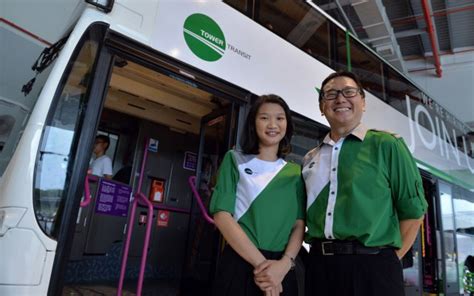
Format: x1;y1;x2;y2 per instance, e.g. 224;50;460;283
389;4;474;26
421;0;442;77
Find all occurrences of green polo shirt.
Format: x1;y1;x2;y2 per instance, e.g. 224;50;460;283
210;150;305;252
302;125;428;248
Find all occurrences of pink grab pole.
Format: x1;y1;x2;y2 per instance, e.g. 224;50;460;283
80;175;97;207
117;138;154;296
188;176;214;225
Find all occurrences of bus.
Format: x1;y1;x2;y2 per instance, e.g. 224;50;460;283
1;0;473;295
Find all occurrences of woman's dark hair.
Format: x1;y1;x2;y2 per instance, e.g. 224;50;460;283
318;71;365;102
240;94;294;158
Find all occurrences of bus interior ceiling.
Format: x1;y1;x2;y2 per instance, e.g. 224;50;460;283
64;59;227;294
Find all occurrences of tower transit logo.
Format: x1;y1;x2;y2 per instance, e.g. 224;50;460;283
183;13;226;62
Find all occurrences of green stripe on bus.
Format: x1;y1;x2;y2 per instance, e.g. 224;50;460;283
416;159;474;190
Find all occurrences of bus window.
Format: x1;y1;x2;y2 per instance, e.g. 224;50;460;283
385;66;413;110
223;0;251;17
33;32;101;238
438;181;460;293
0;114;16;153
0;26;56;177
332;23;348;71
287;113;329;164
254;0;333;67
255;0;309;36
453;186;474;294
349;36;385;101
298;9;332;68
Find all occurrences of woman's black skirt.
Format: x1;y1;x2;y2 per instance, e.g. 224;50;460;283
212;245;298;296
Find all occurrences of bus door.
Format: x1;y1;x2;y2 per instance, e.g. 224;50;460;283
181;103;241;294
51;37;248;294
420;173;461;295
437;180;460;295
420;172;441;295
401;172;435;296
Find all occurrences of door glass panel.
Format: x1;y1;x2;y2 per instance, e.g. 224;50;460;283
452;186;474;294
438;181;460;292
402;234;422;295
184;104;239;290
421;176;439;294
33;36;100;238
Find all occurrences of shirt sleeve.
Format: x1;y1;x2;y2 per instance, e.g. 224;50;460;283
389;138;428;220
209;150;239;215
103;156;113;176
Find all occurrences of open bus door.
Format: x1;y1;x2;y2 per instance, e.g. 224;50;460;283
37;22;251;294
181;102;242;294
420;172;461;296
437;180;460;295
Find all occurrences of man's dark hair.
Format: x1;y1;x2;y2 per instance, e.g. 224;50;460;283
96;135;110;151
240;94;294;158
319;71;365;102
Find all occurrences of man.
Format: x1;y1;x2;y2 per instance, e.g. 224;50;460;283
89;135;113;179
303;71;428;296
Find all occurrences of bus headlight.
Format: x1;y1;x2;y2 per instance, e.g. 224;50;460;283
0;207;26;236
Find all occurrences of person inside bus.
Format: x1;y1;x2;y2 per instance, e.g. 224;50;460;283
210;94;305;296
88;134;113;179
302;71;428;296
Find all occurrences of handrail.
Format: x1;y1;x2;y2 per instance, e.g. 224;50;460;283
80;174;98;207
188;176;214;225
117;138;154;296
137;200;190;214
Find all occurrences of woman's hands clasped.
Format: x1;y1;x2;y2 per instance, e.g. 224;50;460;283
253;257;292;296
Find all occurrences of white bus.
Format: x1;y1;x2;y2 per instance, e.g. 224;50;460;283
1;1;473;295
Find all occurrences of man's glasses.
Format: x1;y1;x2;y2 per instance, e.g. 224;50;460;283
322;87;360;101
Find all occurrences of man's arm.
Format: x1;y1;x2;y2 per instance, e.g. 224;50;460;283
396;217;423;259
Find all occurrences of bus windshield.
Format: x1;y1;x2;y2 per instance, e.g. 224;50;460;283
0;25;57;178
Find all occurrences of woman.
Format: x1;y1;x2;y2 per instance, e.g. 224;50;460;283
210;94;305;296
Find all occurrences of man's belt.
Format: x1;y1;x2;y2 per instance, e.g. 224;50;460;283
311;239;389;255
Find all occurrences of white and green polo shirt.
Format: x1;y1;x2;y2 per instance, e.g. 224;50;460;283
302;124;428;248
210;150;305;252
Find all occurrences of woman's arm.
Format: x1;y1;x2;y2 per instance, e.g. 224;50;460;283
282;219;305;262
254;219;305;288
214;211;267;268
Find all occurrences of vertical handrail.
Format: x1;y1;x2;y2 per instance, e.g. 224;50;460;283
80;174;98;207
117;138;154;296
188;176;214;225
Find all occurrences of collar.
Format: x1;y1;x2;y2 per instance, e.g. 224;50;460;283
322;123;368;145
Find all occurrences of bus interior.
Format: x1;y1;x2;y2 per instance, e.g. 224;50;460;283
63;57;239;295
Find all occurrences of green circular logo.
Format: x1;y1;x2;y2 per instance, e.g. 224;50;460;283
183;14;226;62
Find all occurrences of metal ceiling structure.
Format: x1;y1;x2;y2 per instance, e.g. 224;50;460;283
313;0;474;77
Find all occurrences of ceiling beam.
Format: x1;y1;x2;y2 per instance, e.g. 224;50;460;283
394;28;426;38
